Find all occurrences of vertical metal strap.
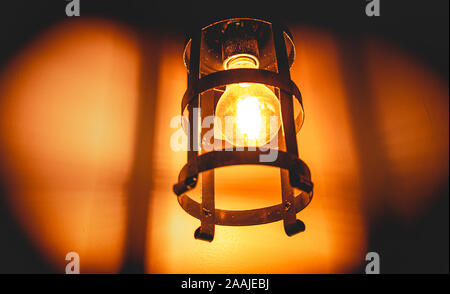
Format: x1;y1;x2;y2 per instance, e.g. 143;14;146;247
187;30;215;240
186;30;201;185
273;23;298;157
273;23;305;236
272;24;291;80
279;140;305;235
187;100;198;183
195;90;215;242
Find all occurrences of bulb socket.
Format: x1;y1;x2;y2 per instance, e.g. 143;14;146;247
223;53;260;70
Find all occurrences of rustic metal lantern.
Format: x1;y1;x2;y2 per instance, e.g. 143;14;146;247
173;18;313;242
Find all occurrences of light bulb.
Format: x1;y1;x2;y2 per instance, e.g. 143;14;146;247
215;54;281;147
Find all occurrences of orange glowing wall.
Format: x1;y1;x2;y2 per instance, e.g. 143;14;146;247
0;20;447;273
0;20;140;272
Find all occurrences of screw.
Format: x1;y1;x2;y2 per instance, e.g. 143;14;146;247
284;201;292;211
202;208;212;217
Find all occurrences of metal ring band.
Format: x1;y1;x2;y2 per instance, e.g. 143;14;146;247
173;149;313;196
177;190;312;226
182;69;303;123
182;68;302;113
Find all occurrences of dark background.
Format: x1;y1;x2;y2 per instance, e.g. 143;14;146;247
0;0;448;273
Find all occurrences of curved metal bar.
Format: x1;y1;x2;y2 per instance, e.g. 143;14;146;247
177;189;312;226
181;68;303;115
173;150;313;196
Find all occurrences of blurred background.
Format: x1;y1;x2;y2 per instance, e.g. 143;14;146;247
0;0;448;273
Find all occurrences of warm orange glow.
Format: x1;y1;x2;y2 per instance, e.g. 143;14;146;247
215;54;281;147
0;19;140;272
146;31;367;274
146;27;447;274
0;20;446;273
364;37;449;220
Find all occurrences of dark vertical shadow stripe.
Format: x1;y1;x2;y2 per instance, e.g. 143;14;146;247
120;30;160;274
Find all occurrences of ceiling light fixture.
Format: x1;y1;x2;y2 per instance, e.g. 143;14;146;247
173;18;313;242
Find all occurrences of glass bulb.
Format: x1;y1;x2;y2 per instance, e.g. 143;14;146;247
215;54;281;147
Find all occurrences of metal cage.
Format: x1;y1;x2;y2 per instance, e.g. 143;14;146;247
173;18;313;242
